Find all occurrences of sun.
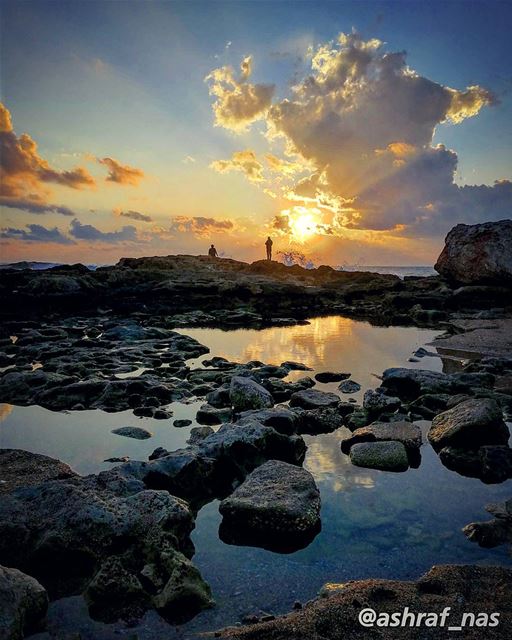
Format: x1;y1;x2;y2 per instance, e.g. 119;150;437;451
282;206;323;243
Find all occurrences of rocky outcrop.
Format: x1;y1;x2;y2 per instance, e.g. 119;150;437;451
214;564;512;639
435;220;512;285
428;398;509;451
0;565;48;640
219;460;321;552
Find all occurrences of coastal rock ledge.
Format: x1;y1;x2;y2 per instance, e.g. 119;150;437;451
435;219;512;284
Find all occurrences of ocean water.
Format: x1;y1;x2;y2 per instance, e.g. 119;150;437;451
342;265;437;278
1;317;509;638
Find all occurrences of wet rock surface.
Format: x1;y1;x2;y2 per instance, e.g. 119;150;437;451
0;449;77;494
349;441;410;472
0;565;48;640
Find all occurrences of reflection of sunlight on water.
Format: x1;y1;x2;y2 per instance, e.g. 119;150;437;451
0;404;13;422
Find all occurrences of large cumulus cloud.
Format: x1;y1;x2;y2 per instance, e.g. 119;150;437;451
207;32;509;237
205;56;275;131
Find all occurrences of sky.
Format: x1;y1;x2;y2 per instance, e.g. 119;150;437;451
0;0;511;267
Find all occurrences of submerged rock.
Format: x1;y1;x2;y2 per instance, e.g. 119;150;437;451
112;426;152;440
0;565;48;640
463;498;512;549
439;445;512;483
219;460;320;552
428;398;509;451
349;441;409;472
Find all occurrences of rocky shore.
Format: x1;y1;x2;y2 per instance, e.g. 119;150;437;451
1;220;511;639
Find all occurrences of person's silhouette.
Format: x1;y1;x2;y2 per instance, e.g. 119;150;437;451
265;236;273;261
208;244;218;258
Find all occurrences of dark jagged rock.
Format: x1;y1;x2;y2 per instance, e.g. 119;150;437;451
314;371;350;383
111;426;152;440
229;376;274;411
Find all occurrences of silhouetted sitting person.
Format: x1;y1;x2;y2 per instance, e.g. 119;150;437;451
265;236;273;261
208;244;218;258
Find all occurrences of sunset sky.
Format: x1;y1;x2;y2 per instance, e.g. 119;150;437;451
1;0;511;266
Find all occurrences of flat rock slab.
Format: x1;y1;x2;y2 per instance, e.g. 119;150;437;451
111;426;152;440
431;318;512;359
219;460;321;535
289;389;339;410
341;421;422;454
349;441;409;472
0;449;77;494
428;398;509;451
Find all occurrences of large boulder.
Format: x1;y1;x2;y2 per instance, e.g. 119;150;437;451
219;460;320;552
0;565;48;640
435;220;512;285
428;398;509;451
229;376;274;411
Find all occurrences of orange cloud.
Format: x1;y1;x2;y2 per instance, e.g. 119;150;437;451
98;157;145;185
0;102;95;214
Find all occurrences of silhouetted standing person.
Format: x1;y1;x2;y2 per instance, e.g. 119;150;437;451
208;244;218;258
265;236;273;261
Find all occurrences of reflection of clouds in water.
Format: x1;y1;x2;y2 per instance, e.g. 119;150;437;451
304;434;375;490
0;404;13;422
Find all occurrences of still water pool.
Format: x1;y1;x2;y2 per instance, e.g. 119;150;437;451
1;316;510;636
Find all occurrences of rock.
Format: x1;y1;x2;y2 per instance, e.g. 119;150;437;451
341;421;422;454
338;379;361;394
349;441;409;472
151;549;214;623
173;419;192;428
463;498;512;549
104;456;130;463
435;220;512;285
196;404;232;425
111;426;152;440
229;376;274;411
212;565;512;640
219;460;321;552
0;565;48;640
381;367;494;400
314;371;350;383
428;398;509;451
0;449;77;494
439;445;512;483
238;407;299;435
0;472;196;623
363;390;401;416
281;361;312;371
289;389;339;410
187;426;214;445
